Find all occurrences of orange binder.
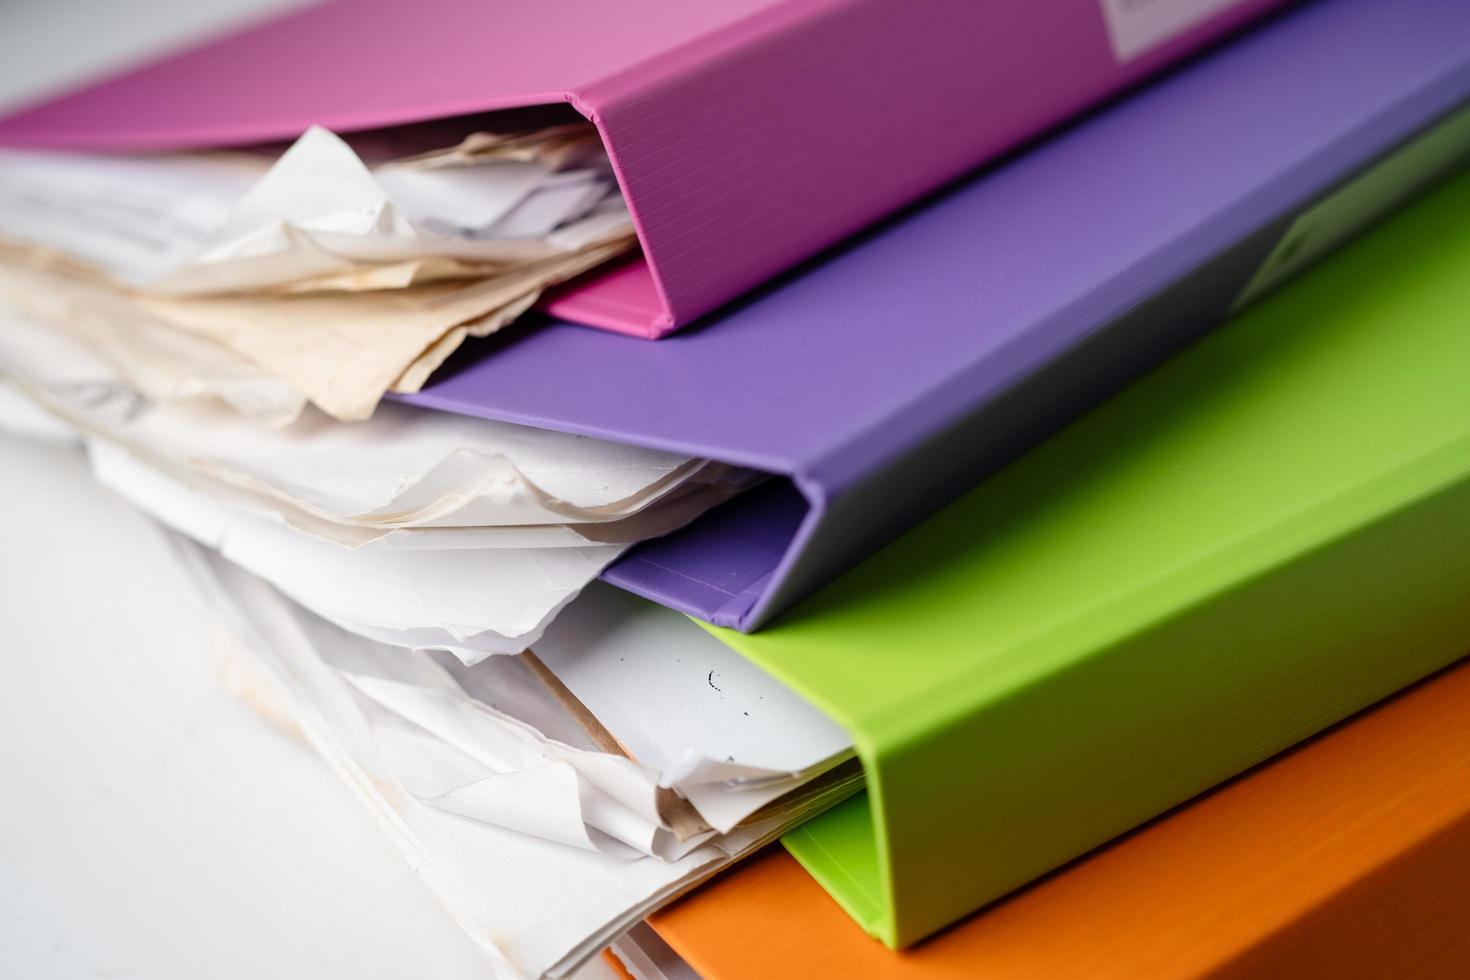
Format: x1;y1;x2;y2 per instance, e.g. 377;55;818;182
648;655;1470;979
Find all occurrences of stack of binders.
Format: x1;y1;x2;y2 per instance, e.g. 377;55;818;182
2;0;1469;976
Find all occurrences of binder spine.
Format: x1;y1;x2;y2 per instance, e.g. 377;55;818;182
577;0;1288;335
858;458;1470;945
610;81;1470;633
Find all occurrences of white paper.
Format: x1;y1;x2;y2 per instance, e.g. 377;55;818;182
0;300;741;540
89;440;619;659
0;258;309;426
0;384;849;974
0;298;752;660
376;159;550;230
281;574;857;845
92;465;853;849
0;312;837;828
534;583;854;780
180;541;789;980
0;124;631;296
480;170;609;239
0;149;260;283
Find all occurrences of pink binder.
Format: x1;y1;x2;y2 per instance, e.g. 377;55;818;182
0;0;1288;337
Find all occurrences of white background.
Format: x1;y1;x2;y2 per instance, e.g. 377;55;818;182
0;4;614;978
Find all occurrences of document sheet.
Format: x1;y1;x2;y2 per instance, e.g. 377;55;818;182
0;118;635;418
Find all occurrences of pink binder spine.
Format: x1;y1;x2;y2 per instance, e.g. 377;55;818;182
0;0;1290;337
560;0;1293;335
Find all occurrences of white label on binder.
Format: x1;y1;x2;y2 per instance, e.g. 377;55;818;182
1099;0;1249;62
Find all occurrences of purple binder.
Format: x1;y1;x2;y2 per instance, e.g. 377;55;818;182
402;0;1470;630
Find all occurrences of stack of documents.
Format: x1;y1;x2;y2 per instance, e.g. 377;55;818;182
0;297;754;656
5;0;1470;978
0;118;632;420
0;108;858;977
0;294;856;975
0;100;852;974
183;550;857;978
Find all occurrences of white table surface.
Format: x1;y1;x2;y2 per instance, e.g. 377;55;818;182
0;5;617;978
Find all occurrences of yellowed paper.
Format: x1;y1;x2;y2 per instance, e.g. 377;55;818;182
139;237;631;420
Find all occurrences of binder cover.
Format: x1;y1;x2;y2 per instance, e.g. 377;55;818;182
649;656;1470;979
0;0;1284;337
400;0;1470;631
701;160;1470;945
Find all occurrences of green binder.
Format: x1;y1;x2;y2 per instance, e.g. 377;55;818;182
703;165;1470;947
